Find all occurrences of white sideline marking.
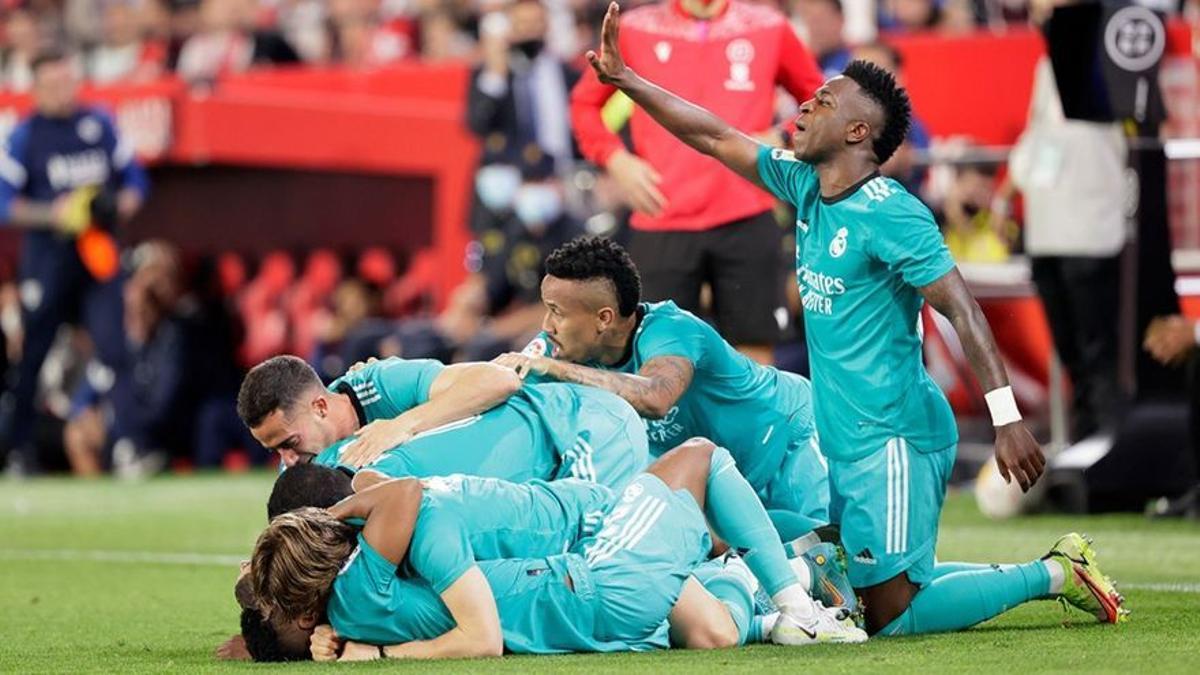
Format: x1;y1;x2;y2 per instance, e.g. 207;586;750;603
0;548;243;567
3;548;1200;594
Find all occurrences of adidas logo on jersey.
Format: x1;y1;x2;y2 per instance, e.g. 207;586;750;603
854;548;877;565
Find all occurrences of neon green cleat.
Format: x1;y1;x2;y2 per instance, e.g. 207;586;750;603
1042;533;1128;624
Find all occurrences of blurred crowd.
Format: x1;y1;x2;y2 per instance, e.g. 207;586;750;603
0;0;1123;92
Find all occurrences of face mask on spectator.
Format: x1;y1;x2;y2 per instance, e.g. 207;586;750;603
475;164;521;212
513;182;563;231
512;39;544;60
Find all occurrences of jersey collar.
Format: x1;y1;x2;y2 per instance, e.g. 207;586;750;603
671;0;731;22
821;171;881;206
334;381;369;427
611;304;647;369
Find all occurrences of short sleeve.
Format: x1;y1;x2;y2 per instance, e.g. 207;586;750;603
343;533;400;595
867;195;956;288
332;357;445;414
756;145;817;206
636;310;706;365
404;499;475;594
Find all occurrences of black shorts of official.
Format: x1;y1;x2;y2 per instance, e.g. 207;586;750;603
627;210;789;345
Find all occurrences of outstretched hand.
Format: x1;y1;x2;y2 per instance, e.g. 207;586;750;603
586;3;627;85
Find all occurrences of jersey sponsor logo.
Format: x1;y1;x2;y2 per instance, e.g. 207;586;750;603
76;116;102;144
46;149;109;191
862;177;894;203
724;38;755;91
829;227;849;258
645;405;685;445
654;40;672;63
797;264;846;317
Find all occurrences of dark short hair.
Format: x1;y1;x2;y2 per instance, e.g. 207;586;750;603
30;48;70;75
544;237;641;317
241;607;310;662
267;464;354;520
237;355;323;428
842;59;912;165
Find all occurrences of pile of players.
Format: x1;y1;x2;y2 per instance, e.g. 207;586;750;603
224;235;1126;662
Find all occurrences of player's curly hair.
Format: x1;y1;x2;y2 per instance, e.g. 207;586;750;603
237;355;324;428
544;237;642;317
240;607;311;662
841;59;912;164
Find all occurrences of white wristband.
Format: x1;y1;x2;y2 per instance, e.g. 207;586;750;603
984;385;1022;427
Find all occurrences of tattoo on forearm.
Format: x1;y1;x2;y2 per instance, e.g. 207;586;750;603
550;357;693;418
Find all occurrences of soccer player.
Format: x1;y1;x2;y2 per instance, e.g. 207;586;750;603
582;3;1126;636
248;438;865;661
495;237;830;550
237;355;647;488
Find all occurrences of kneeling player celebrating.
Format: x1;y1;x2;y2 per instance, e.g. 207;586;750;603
248;439;867;660
581;2;1126;636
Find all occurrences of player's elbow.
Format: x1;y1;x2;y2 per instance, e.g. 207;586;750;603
466;626;503;658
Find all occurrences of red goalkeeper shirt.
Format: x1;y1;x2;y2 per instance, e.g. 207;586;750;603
570;0;822;232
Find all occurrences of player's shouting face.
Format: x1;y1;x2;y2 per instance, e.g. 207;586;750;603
791;76;881;164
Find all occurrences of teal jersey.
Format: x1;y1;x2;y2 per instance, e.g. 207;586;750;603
403;476;614;594
757;145;958;461
311;383;642;488
527;301;810;492
327;357;445;423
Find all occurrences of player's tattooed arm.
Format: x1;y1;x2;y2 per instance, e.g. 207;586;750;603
542;355;694;419
585;2;765;189
920;268;1046;491
328;477;423;564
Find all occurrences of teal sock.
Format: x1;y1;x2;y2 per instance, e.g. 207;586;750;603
767;509;824;554
879;561;1052;636
694;567;755;646
932;562;995;580
704;446;798;596
748;615;766;643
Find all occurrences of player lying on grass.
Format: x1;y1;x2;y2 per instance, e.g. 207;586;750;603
496;236;832;559
247;438;867;661
238;355;648;488
582;2;1126;635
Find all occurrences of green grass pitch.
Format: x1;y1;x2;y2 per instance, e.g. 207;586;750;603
2;472;1198;673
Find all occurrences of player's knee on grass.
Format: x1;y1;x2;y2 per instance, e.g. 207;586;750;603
266;463;353;519
859;572;920;635
648;437;718;504
668;578;740;650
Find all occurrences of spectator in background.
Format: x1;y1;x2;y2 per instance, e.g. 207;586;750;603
0;49;148;475
175;0;299;86
325;0;415;66
792;0;850;78
571;0;823;365
1143;314;1200;518
1;4;47;91
849;41;929;196
467;0;578;171
63;242;191;477
349;149;584;364
879;0;939;32
165;0;202;69
87;0;167;84
939;162;1012;263
998;55;1127;441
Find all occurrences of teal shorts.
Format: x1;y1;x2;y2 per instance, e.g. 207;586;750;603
828;438;955;588
762;430;830;526
554;387;650;489
579;473;712;648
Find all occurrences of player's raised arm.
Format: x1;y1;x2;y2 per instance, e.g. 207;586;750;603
328;478;423;563
587;2;764;189
919;268;1046;491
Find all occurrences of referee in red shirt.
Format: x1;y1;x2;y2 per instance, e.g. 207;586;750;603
570;0;823;363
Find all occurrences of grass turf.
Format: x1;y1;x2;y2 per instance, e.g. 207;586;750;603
2;472;1198;673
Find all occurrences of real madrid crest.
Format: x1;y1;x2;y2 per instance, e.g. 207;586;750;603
829;227;849;258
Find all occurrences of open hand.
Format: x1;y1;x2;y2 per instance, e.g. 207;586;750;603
339;418;414;468
214;634;250;661
586;3;627;85
994;423;1045;492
